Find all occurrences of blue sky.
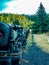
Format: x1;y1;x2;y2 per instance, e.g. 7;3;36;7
0;0;49;14
0;0;12;11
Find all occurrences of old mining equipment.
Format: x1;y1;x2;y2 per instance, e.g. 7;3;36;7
0;22;27;65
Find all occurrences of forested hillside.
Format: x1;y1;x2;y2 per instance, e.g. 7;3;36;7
0;3;49;34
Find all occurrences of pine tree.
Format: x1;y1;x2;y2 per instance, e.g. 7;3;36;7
37;2;48;33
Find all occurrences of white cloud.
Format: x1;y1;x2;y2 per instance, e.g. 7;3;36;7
1;0;49;14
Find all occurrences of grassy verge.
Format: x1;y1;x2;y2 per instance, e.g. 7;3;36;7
24;33;49;53
34;34;49;53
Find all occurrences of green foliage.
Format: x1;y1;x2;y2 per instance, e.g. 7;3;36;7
0;3;49;34
19;16;29;29
36;2;49;33
30;2;49;34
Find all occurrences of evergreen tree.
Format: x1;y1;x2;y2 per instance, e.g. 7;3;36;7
37;2;48;33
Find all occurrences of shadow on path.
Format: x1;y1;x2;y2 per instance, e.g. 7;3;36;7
21;35;49;65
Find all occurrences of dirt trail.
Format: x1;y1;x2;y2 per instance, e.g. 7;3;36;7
21;34;49;65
